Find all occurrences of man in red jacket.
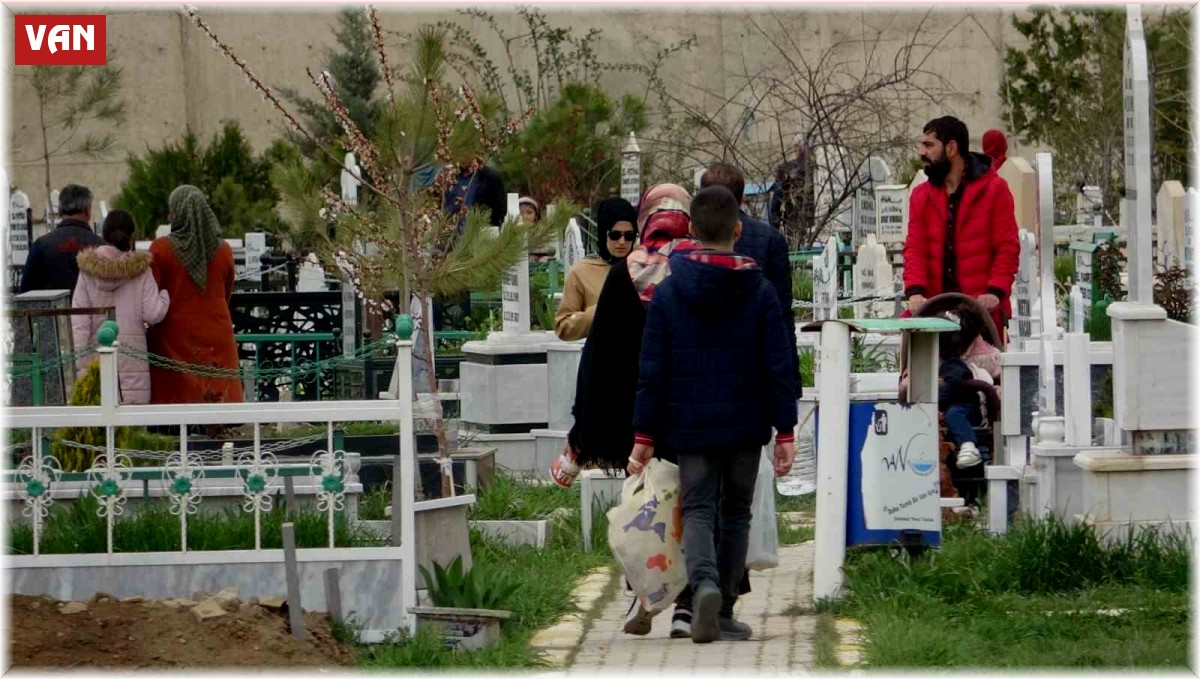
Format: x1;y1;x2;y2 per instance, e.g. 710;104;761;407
903;116;1020;339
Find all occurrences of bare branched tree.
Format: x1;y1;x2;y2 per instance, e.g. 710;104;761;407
641;10;966;248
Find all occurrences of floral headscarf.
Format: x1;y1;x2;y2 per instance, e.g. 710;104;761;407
626;183;700;304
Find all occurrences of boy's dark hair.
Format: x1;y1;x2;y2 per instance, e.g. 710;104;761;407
101;210;137;252
923;116;970;157
700;163;745;203
690;185;740;243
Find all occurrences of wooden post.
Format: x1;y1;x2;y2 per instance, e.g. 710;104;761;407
281;522;305;640
323;568;343;623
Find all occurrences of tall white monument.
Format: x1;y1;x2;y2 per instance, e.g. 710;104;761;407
621;132;642;207
563;217;585;274
341;152;362;207
9;189;31;267
1122;5;1154;304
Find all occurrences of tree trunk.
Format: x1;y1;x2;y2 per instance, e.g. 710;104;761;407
415;292;453;498
38;94;52;221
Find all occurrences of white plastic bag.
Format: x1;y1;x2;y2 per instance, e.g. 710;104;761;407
746;445;780;571
606;458;687;614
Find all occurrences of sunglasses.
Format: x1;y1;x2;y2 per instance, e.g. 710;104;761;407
607;230;637;242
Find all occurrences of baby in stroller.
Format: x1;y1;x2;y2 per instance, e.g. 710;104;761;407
901;293;1003;498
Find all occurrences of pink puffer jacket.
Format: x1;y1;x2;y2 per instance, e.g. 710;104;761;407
71;246;170;404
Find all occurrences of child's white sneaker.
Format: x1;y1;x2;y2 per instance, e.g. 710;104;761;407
956;442;982;468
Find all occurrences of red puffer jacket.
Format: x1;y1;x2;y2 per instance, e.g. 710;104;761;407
902;153;1020;333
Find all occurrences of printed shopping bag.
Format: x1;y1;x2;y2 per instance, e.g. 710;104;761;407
606;458;687;614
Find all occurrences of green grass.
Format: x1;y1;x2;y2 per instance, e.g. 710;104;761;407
359;484;391;521
798;348;815;388
287;422;400;438
779;521;815;546
839;517;1192;668
357;476;614;669
813;614;840;668
8;495;383;554
468;473;579;521
775;491;816;513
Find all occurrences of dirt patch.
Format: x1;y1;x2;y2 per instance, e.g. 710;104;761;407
9;594;356;669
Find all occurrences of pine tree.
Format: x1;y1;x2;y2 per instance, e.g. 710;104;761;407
280;8;381;154
16;60;125;216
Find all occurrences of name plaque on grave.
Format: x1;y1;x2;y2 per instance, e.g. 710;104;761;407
874;186;908;245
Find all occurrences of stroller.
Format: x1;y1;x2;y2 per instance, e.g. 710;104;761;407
899;293;1003;507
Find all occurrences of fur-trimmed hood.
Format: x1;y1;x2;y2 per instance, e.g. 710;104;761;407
77;246;153;291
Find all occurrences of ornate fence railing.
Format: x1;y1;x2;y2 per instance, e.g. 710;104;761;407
3;316;418;616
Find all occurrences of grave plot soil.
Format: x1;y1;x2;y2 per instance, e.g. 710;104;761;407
8;594;356;669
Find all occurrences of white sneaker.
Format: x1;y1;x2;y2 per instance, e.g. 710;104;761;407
956;442;982;468
670;608;692;639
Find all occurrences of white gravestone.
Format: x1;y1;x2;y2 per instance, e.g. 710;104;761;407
1185;188;1197;276
243;232;267;284
341;284;357;358
1155;181;1186;267
1071;241;1096;323
501;193;531;335
1123;6;1154;304
1075;186;1103;226
621;132;642;206
563;218;585;275
1009;229;1039;349
854;234;892;320
1069;285;1085;335
814;145;853;235
297;253;327;292
998;156;1038;236
9;189;31;267
874;185;908;246
341;152;362;207
1036;152;1059;420
812;237;839;322
851;156;892;249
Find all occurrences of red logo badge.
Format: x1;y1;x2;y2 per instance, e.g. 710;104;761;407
15;15;106;66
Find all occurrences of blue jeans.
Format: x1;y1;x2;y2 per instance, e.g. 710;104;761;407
944;403;981;447
679;447;760;617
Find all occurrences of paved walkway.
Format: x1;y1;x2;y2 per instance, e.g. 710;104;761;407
569;542;816;673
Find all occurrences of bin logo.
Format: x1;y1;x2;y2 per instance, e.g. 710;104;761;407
873;410;889;435
882;432;936;476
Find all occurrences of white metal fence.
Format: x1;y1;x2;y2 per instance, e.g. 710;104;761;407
4;317;419;631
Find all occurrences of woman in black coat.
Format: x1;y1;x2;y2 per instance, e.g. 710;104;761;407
549;184;752;640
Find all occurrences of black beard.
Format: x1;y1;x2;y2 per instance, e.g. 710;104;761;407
924;158;951;187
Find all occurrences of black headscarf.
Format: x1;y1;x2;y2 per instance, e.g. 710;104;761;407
594;196;638;263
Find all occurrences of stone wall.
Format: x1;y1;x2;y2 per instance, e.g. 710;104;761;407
6;5;1036;214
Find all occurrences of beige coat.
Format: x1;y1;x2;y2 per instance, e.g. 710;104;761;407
554;258;611;341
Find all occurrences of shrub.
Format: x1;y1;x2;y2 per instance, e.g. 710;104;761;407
113;122;284;239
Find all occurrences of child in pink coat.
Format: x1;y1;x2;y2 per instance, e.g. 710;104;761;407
71;210;170;404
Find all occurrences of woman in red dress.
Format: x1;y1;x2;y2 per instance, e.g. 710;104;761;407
147;185;243;404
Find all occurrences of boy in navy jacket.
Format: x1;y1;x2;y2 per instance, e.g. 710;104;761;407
627;185;798;643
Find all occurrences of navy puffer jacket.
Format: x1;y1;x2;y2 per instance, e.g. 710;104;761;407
633;250;798;453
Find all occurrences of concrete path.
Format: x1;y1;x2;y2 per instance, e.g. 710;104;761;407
568;542;817;673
